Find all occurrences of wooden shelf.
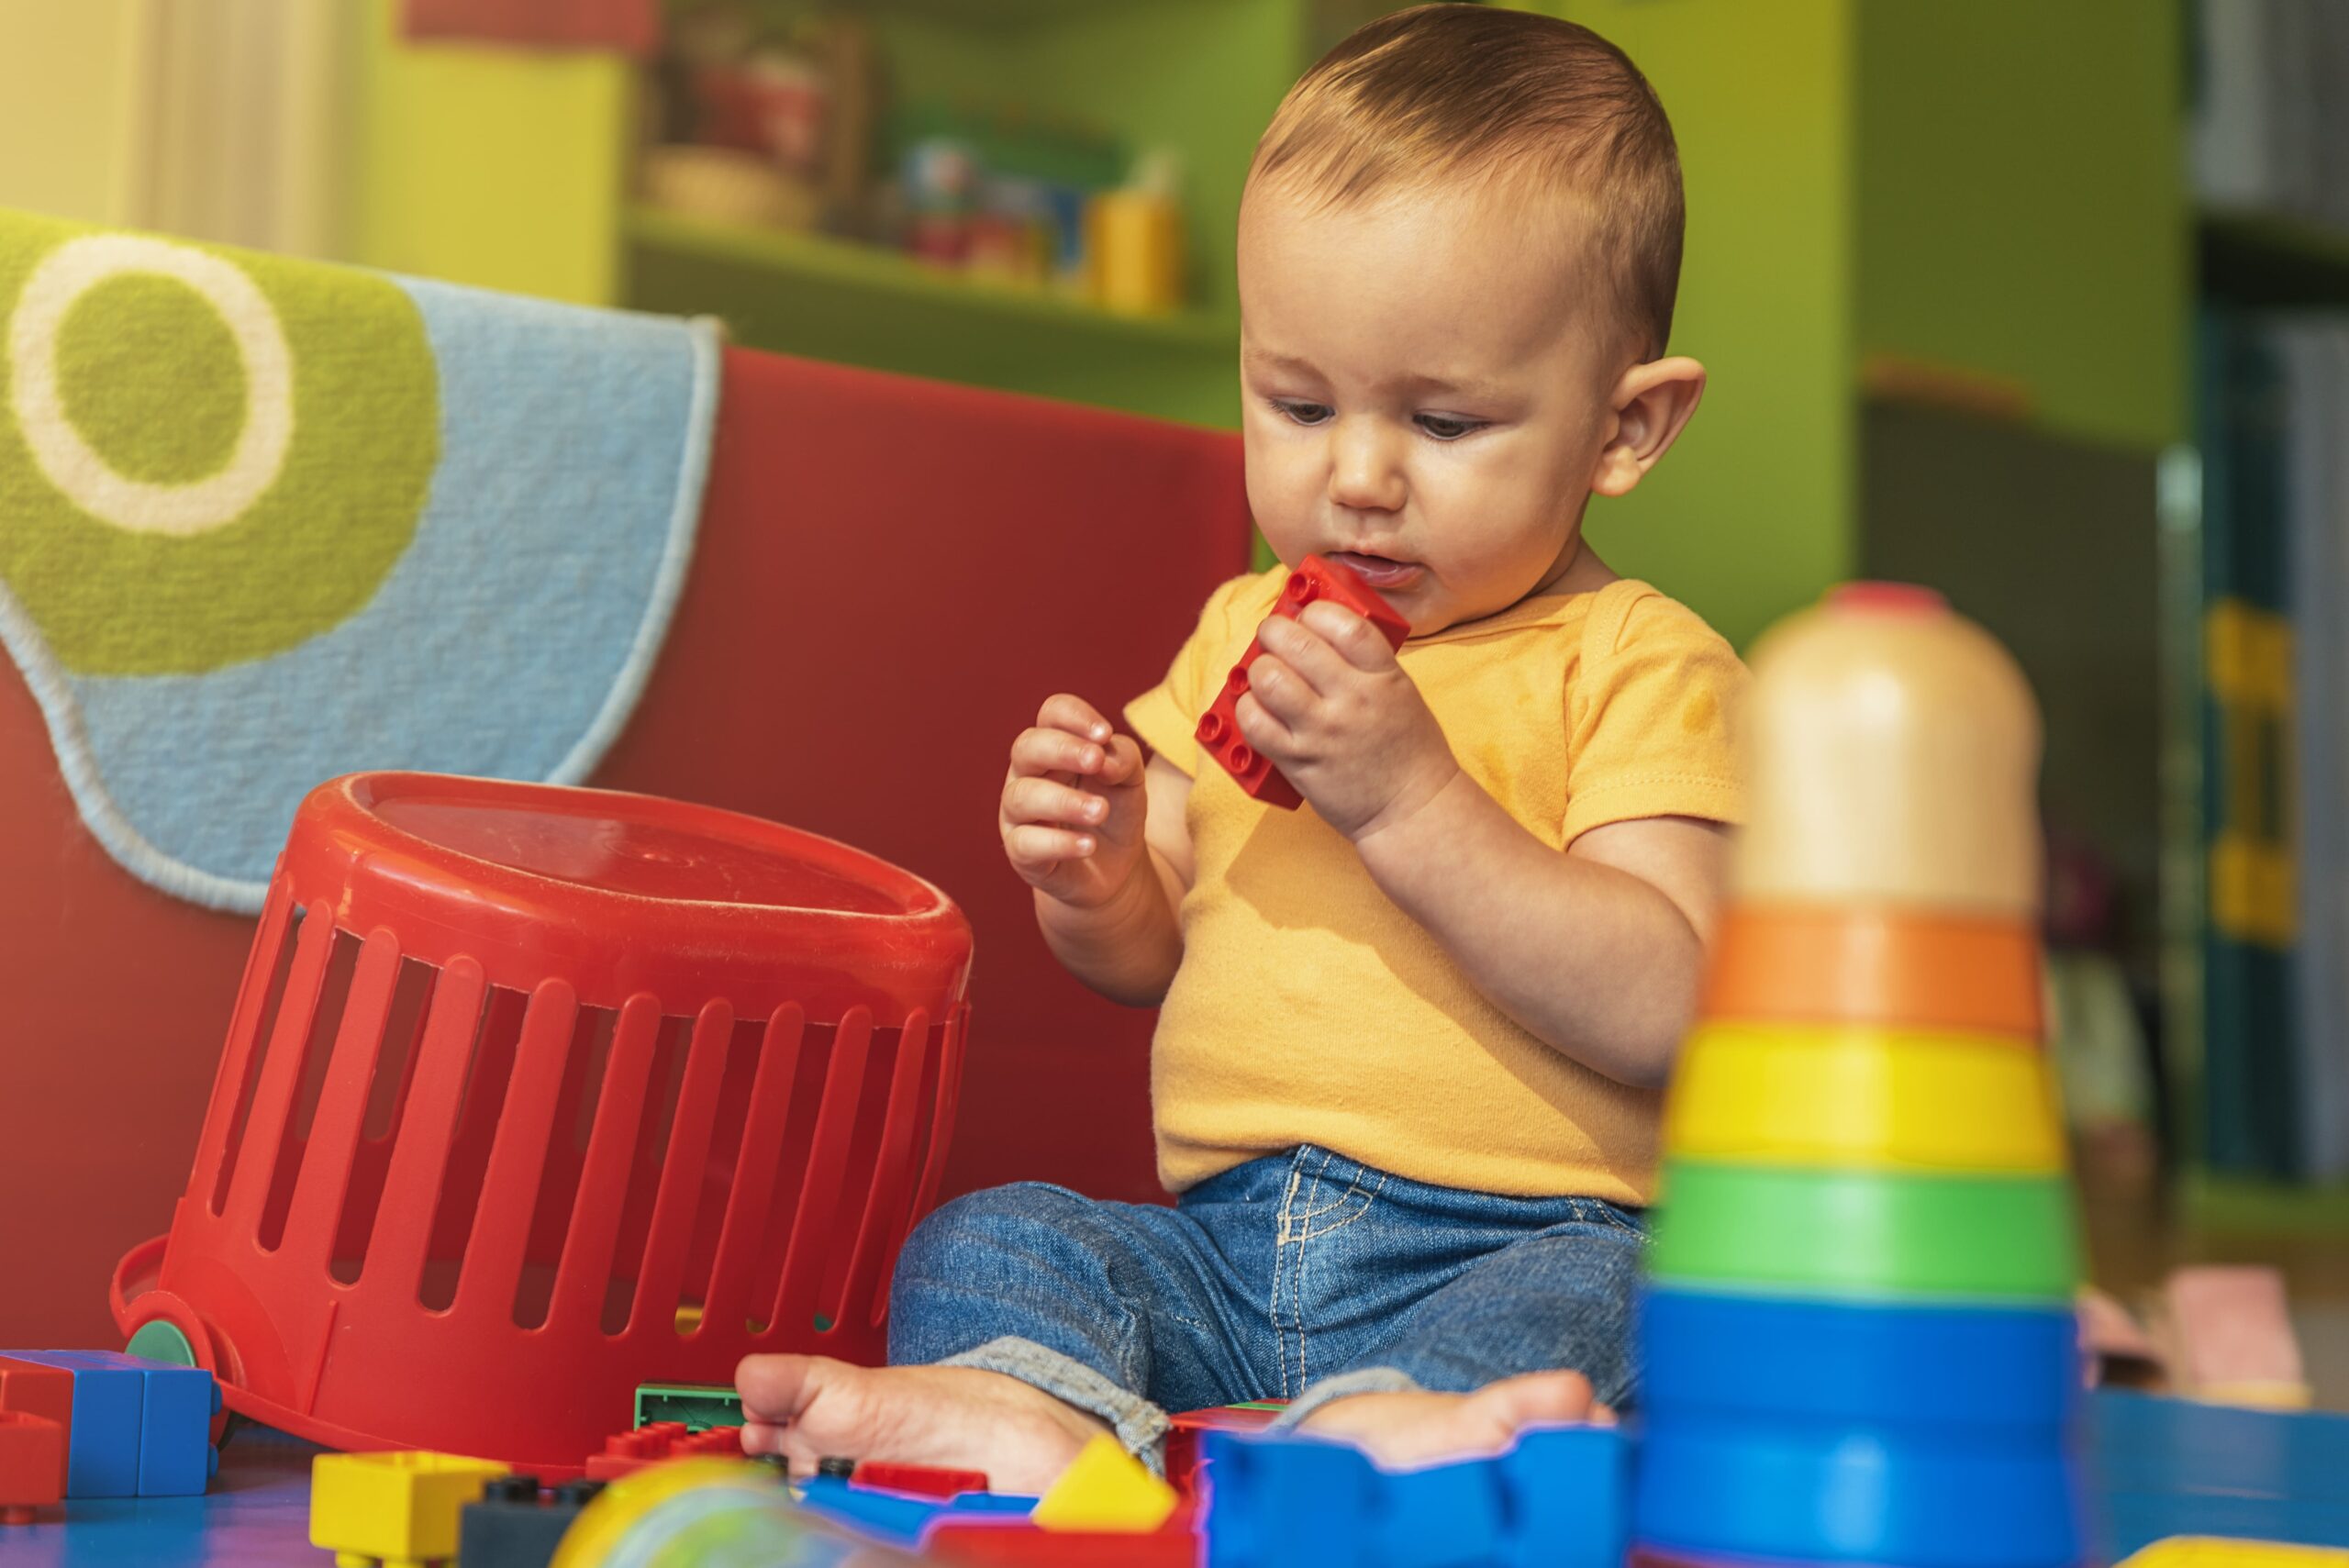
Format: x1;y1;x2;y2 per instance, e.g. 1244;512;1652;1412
820;0;1184;27
622;206;1239;425
2200;207;2349;307
628;206;1233;348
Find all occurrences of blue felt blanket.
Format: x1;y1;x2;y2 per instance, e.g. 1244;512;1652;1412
0;210;719;911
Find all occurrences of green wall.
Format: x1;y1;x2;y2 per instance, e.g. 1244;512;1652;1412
1856;0;2187;451
350;0;629;304
1549;0;1859;651
0;0;139;226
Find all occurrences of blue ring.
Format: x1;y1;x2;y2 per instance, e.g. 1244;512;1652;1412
1641;1286;2081;1429
1635;1414;2087;1568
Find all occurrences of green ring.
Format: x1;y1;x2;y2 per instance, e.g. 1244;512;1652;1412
1649;1160;2079;1302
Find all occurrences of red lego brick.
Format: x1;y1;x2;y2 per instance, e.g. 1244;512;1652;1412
1164;1403;1285;1498
852;1460;989;1499
583;1422;746;1480
1280;554;1412;648
0;1358;72;1497
925;1511;1197;1565
1195;556;1410;811
0;1411;63;1525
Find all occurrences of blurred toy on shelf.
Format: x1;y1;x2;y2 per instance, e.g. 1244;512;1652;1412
647;5;874;233
640;145;820;228
638;4;1196;317
1089;150;1187;316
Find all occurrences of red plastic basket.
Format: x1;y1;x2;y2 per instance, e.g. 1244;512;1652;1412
113;773;972;1475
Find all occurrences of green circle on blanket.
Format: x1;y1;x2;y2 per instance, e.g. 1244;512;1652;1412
59;273;249;486
0;219;439;674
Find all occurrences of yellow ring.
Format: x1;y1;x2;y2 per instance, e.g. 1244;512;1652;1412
1665;1022;2065;1173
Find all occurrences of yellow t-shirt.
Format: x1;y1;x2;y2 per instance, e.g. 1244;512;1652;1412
1124;569;1749;1204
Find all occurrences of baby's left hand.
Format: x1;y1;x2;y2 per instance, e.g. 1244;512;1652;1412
1238;601;1461;841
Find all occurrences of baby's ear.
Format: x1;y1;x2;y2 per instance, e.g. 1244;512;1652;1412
1592;357;1707;498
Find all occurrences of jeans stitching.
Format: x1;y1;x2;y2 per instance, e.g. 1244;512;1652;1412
1569;1198;1649;1242
1270;1153;1306;1398
1290;1156;1364;1219
1286;1151;1326;1394
1295;1173;1386;1241
1293;1152;1329;1393
1294;1168;1389;1394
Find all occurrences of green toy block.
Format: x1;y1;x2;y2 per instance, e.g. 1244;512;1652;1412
632;1384;744;1433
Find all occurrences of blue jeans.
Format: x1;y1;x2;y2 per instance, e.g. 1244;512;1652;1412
886;1144;1645;1468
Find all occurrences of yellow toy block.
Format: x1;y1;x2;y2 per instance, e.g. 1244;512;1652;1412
309;1450;511;1568
2119;1539;2349;1568
1665;1022;2065;1173
1030;1434;1178;1533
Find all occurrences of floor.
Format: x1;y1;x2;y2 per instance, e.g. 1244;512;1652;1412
2081;1172;2349;1409
6;1396;2349;1566
0;1425;886;1567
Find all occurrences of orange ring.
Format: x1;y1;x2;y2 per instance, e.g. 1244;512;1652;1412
1702;905;2041;1038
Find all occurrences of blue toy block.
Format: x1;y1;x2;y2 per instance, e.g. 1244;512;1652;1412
10;1352;141;1497
1204;1430;1379;1567
11;1351;217;1498
1641;1287;2080;1432
1636;1412;2086;1568
795;1474;949;1547
940;1492;1041;1517
2090;1389;2349;1507
1204;1423;1631;1568
1377;1461;1503;1568
1497;1424;1630;1568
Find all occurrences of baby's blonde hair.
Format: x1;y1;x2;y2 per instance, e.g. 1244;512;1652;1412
1246;4;1684;361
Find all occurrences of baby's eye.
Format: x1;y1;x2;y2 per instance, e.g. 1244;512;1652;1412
1272;399;1332;427
1415;413;1486;441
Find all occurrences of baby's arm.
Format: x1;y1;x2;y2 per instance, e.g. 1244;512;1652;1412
1356;789;1723;1087
1000;695;1196;1006
1239;603;1721;1088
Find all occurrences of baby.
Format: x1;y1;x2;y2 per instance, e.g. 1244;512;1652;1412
738;3;1748;1490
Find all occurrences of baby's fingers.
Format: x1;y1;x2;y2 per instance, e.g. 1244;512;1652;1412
1036;693;1115;744
1006;775;1109;830
1010;725;1107;781
1005;823;1097;871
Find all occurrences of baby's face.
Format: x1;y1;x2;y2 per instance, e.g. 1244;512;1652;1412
1237;180;1624;634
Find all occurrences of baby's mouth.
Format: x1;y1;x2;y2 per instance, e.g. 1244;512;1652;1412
1325;550;1424;592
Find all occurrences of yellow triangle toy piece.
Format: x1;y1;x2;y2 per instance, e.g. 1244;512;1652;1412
1030;1434;1178;1533
2118;1540;2349;1568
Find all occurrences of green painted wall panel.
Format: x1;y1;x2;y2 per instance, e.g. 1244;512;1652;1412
350;0;629;305
1856;0;2187;450
1545;0;1859;650
0;0;138;227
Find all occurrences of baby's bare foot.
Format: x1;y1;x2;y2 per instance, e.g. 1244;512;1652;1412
735;1354;1112;1496
1296;1370;1614;1469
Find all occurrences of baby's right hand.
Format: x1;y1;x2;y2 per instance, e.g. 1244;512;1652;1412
1000;695;1150;909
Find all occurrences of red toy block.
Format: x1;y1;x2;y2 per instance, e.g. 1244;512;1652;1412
0;1358;72;1496
853;1460;990;1499
584;1422;747;1481
1195;557;1411;810
1164;1403;1285;1497
925;1512;1197;1565
0;1411;63;1525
